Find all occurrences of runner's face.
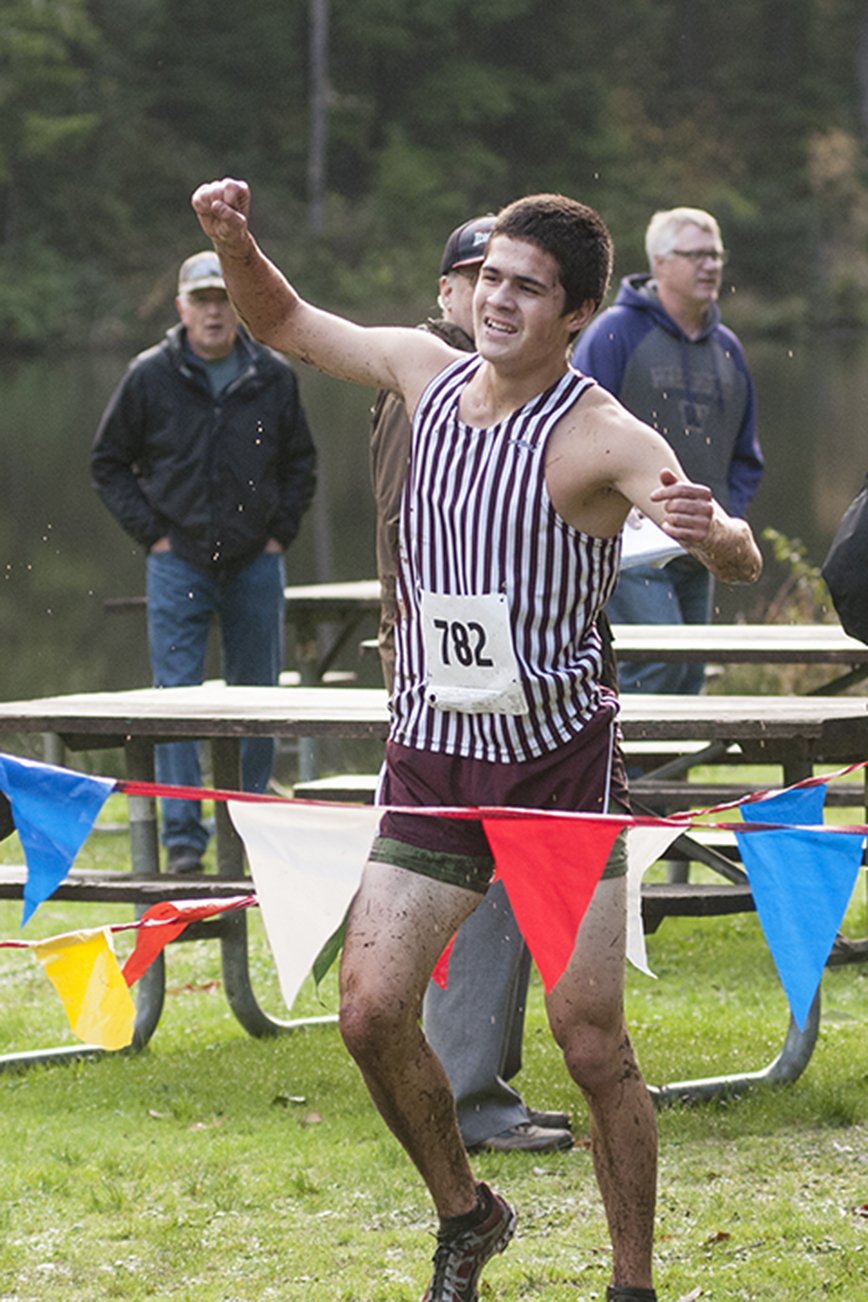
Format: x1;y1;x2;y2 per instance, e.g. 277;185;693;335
473;236;590;371
176;288;239;360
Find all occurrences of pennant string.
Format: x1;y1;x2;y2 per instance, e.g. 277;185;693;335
2;752;867;1049
670;758;868;819
0;896;257;952
118;770;868;832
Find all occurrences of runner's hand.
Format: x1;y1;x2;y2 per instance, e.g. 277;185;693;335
191;178;251;251
650;468;714;544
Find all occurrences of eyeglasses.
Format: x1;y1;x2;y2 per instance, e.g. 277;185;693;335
670;248;728;266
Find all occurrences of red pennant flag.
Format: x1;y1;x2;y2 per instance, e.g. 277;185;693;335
482;814;627;992
431;932;457;989
122;896;254;986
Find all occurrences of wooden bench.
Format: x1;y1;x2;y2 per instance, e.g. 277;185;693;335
631;779;865;812
291;760;805;809
0;864;250;906
0;862;264;954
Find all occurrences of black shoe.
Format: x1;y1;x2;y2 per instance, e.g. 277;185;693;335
470;1121;573;1153
422;1183;516;1301
166;845;203;875
527;1107;571;1130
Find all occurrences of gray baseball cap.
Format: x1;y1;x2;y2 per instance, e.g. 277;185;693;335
177;250;226;294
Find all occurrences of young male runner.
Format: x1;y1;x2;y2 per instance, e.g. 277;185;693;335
371;211;574;1155
193;177;761;1302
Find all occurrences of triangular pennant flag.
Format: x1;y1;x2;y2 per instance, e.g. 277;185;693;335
312;916;347;989
122;902;189;985
736;785;863;1030
0;752;115;924
34;929;135;1050
0;790;14;842
624;826;682;977
122;895;255;985
482;813;628;992
430;931;457;990
228;800;380;1011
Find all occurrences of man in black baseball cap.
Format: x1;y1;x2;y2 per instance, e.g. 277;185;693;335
438;215;497;277
371;213;494;686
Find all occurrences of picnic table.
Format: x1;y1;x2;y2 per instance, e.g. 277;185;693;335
109;580;868;762
0;684;865;1098
282;580;381;683
278;580;868;692
105;581;384;779
107;582;868;692
106;580;383;681
612;622;868;696
298;591;868;783
104;580;382;687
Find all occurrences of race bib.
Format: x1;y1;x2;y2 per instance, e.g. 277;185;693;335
420;590;529;715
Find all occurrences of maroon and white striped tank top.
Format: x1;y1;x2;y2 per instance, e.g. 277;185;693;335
391;353;621;764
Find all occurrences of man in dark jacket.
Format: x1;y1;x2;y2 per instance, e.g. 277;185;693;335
573;206;763;693
91;250;316;872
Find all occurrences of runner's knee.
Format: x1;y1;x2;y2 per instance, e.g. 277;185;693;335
339;985;419;1066
555;1019;637;1095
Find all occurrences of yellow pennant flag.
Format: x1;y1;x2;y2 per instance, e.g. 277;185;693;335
34;929;135;1050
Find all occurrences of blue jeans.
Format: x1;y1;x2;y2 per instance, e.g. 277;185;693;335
146;549;285;852
607;555;713;694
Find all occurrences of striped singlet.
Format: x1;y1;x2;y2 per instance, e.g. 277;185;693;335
391;353;622;765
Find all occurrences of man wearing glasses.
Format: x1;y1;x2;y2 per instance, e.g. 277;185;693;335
572;207;764;695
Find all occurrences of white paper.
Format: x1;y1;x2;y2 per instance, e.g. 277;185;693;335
620;509;685;570
420;589;529;715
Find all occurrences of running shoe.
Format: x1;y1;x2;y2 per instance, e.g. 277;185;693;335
422;1182;516;1301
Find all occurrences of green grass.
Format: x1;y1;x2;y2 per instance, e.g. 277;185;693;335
0;793;866;1300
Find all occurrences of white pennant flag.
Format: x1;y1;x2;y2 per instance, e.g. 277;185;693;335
228;801;381;1011
625;826;682;977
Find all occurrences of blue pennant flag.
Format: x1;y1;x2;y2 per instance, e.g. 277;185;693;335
735;785;863;1030
0;753;116;924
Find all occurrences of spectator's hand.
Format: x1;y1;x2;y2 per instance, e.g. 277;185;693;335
149;537;171;554
649;468;713;544
263;538;284;554
191;178;251;251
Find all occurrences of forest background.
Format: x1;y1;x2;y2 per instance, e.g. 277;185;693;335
4;0;868;355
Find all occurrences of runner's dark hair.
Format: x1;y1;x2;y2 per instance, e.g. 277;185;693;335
492;193;613;316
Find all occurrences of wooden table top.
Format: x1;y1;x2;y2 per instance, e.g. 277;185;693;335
282;579;381;613
0;685;867;762
0;686;390;742
280;586;867;664
104;580;383;620
611;623;868;664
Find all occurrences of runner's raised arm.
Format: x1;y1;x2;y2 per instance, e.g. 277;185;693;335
191;177;456;409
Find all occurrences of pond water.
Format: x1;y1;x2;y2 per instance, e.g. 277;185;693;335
2;331;865;704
